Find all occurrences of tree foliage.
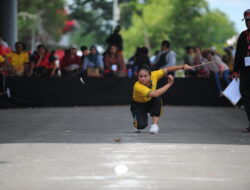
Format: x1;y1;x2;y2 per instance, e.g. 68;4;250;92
120;0;236;59
18;0;66;49
68;0;113;47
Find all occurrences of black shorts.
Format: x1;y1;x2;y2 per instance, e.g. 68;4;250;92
130;97;163;129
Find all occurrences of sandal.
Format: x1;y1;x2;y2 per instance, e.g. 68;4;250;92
242;127;250;132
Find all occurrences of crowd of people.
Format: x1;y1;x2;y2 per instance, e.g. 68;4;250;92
0;25;235;96
0;26;127;78
183;45;234;96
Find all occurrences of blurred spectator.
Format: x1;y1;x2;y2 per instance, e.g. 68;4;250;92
183;46;196;77
152;40;176;76
80;46;89;63
132;47;151;74
106;25;123;53
60;45;81;77
104;44;126;77
193;46;209;77
30;44;57;77
6;41;29;76
0;38;11;55
203;49;230;97
222;46;234;72
0;55;17;76
150;50;160;64
84;45;104;77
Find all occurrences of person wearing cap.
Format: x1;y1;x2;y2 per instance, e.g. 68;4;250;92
233;9;250;132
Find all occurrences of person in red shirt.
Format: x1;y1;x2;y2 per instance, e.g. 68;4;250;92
60;45;81;76
104;44;126;77
31;44;57;77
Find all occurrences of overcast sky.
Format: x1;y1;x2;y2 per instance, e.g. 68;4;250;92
207;0;249;33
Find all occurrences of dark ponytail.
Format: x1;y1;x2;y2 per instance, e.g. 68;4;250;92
138;64;151;75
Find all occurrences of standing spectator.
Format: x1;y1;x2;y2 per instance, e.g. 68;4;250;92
60;45;81;77
84;45;104;77
104;44;126;77
6;41;29;76
106;25;123;53
203;49;230;97
233;9;250;132
30;44;57;77
152;40;176;76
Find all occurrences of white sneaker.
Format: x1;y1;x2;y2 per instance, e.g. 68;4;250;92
149;124;159;134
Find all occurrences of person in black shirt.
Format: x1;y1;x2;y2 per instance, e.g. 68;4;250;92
106;25;123;53
233;9;250;132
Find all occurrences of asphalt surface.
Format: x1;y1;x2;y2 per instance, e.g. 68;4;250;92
0;106;250;190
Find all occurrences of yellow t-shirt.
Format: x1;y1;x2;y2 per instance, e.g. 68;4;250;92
132;69;165;103
0;55;5;63
6;51;29;73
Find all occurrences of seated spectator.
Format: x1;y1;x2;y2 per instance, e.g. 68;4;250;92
193;46;209;77
104;44;126;77
127;47;140;70
84;45;104;77
202;49;231;97
183;46;196;77
132;47;151;75
6;41;29;76
30;44;57;77
150;50;160;64
60;45;81;77
0;55;16;76
0;55;7;75
222;46;234;72
80;46;89;72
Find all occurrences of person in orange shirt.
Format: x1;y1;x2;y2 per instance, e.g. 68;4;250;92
6;42;29;76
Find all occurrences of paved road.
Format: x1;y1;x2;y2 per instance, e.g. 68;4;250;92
0;106;250;190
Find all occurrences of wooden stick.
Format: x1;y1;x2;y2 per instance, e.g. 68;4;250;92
191;61;216;68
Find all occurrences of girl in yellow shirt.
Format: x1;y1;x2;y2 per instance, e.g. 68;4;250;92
131;64;191;133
